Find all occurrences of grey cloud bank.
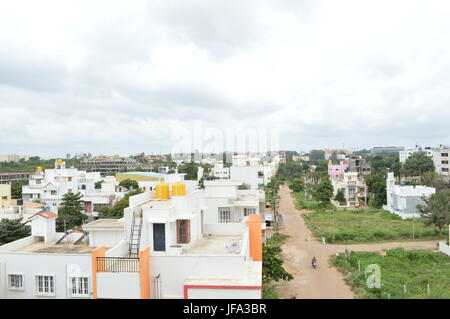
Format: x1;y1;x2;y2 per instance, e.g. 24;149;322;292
0;0;449;158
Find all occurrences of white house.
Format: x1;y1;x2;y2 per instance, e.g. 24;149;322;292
22;160;102;207
1;181;263;299
383;173;436;219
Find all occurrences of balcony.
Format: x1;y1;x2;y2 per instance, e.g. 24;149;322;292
96;257;140;272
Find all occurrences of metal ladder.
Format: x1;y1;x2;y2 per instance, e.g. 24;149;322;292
129;207;143;257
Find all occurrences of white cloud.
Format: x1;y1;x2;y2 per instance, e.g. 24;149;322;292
0;0;449;157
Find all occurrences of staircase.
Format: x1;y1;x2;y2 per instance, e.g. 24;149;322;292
129;207;143;257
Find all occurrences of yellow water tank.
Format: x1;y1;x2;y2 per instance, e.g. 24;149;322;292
57;159;63;165
172;182;186;196
37;167;43;173
155;183;170;200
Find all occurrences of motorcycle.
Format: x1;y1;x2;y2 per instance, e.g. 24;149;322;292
312;258;317;269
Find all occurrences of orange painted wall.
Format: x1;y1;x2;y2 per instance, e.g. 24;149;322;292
91;246;106;299
246;215;262;261
139;247;151;299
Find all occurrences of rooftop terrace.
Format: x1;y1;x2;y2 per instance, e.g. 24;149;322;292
14;240;93;254
182;234;243;255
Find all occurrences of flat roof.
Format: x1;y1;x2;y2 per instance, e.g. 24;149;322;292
119;172;166;178
183;234;243;255
83;219;124;230
14;241;93;254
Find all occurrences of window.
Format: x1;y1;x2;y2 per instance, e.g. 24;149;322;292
50;190;57;196
81;184;86;190
442;153;448;157
70;277;89;297
244;208;256;216
219;208;232;223
442;160;449;165
36;275;55;296
8;274;23;290
176;220;191;244
68;177;72;182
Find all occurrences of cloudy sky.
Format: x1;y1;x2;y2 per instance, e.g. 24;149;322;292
1;0;450;158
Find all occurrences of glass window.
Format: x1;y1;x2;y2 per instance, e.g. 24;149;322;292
219;208;232;223
36;275;55;295
244;208;256;216
8;274;23;290
70;277;89;297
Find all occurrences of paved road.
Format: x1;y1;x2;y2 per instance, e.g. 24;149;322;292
276;184;439;299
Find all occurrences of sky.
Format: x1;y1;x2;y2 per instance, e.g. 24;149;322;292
1;0;450;158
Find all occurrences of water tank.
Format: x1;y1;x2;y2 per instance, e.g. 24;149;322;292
37;166;43;173
172;182;186;196
57;159;63;165
155;183;170;200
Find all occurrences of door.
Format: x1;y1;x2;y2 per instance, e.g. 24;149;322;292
153;223;166;252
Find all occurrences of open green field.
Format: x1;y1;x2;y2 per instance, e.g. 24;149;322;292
292;192;331;210
331;248;450;299
303;209;447;244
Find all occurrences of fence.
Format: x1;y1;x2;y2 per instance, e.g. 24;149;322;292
96;257;140;273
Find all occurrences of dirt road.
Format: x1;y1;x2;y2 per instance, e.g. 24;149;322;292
276;184;439;299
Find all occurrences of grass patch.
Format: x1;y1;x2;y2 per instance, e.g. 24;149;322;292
303;209;447;244
292;192;331;210
267;233;289;247
331;248;450;299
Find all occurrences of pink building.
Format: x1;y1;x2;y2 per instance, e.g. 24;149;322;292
328;160;348;180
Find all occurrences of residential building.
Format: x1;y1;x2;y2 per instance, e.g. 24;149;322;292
78;157;140;174
330;172;367;207
383;173;436;219
0;172;32;184
0;180;264;299
370;146;405;154
346;155;371;177
399;145;434;164
432;147;450;179
22;160;102;207
212;164;230;179
327;160;348;180
0;184;12;210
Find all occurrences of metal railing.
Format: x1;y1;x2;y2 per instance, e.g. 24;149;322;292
96;257;140;273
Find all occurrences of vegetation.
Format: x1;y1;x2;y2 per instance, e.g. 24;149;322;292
332;248;450;299
364;171;387;208
262;233;293;299
402;152;435;177
99;189;144;219
95;181;103;189
334;189;346;204
312;175;334;208
56;192;86;232
275;162;305;182
11;180;28;199
265;177;281;232
303;209;447;244
417;190;450;236
0;157;82;173
119;178;139;190
288;178;304;193
292;193;324;210
420;171;448;192
0;218;31;245
309;150;325;162
238;183;251;190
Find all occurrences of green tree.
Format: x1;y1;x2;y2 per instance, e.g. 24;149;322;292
56;192;86;232
417;190;450;237
288;178;304;193
309;150;325;162
95;181;103;189
119;179;139;190
178;162;199;180
262;245;293;284
101;189;144;219
420;171;448;192
313;175;333;207
11;180;28;199
334;189;346;204
402;153;435;177
365;172;387;208
238;183;251;190
0;218;31;245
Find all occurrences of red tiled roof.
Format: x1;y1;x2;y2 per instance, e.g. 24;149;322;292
28;210;58;220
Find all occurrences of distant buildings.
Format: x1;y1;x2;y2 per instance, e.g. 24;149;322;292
399;144;450;179
0;154;30;162
21;160;102;207
0;173;31;184
383;173;436;219
370;146;405;154
78;157;140;174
